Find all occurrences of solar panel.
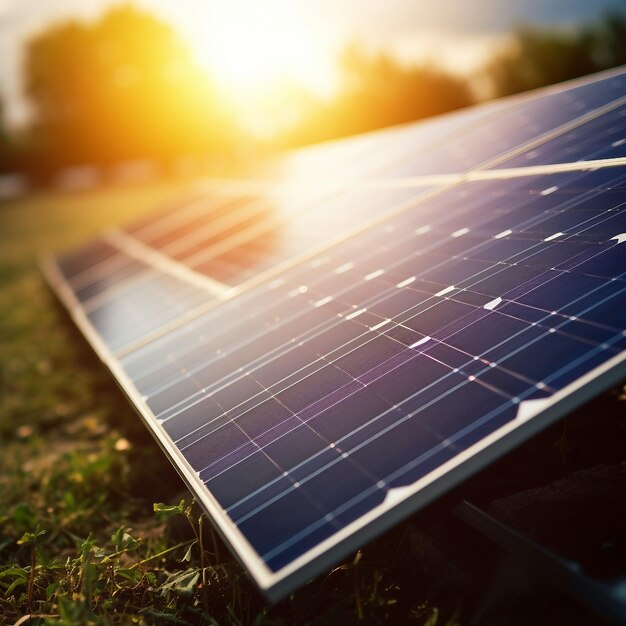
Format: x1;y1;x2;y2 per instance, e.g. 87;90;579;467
43;67;626;601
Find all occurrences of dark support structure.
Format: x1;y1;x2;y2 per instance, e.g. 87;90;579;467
455;500;626;624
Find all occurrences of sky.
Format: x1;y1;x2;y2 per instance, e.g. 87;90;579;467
1;0;625;128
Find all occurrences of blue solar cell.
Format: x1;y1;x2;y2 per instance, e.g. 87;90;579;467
495;103;626;168
85;271;211;352
45;68;626;601
56;239;119;278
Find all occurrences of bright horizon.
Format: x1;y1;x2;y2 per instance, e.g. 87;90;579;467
1;0;625;135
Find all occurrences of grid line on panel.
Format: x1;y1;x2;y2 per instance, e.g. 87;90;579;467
113;162;626;357
235;291;626;565
111;182;449;358
124;176;520;380
141;239;621;437
189;368;356;535
138;169;626;421
147;195;624;532
164;233;624;497
174;257;625;490
130;188;255;244
103;229;231;299
214;318;534;511
240;302;618;528
62;153;626;307
176;189;367;271
257;395;517;562
472;94;626;172
490;103;626;169
75;194;280;309
155;250;616;410
233;349;392;483
155;197;276;259
122;167;625;393
67;250;140;293
67;190;234;290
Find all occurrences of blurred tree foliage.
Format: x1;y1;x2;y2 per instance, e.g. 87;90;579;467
2;9;626;180
21;6;238;178
283;46;474;146
0;96;9;170
487;11;626;96
0;96;23;177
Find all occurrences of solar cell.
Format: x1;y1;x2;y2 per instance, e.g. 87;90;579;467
43;67;626;601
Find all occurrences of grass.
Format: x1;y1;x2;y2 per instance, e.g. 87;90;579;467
1;184;624;626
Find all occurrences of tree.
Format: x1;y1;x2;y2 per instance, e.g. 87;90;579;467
283;46;474;146
591;11;626;69
23;6;238;172
487;11;626;97
0;95;16;174
0;95;7;150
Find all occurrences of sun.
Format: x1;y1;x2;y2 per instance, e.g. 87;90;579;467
185;1;337;131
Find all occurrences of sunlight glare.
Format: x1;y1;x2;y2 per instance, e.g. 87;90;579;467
192;1;336;98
